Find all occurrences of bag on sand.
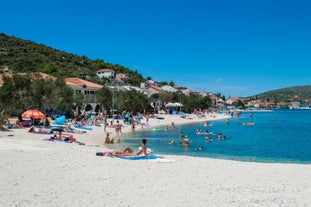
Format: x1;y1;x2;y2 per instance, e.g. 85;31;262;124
96;152;104;156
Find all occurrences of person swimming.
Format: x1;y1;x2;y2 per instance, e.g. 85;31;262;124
195;146;204;151
169;139;175;144
205;136;213;142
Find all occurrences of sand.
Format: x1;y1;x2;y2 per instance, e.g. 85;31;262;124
0;113;310;207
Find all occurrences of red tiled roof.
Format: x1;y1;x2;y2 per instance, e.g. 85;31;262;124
65;78;103;88
231;97;239;101
97;68;114;72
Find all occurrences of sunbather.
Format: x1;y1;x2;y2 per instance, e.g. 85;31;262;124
111;138;149;156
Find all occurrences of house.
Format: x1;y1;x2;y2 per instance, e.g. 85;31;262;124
65;78;103;102
199;91;213;97
140;80;167;97
291;95;301;109
161;85;177;93
210;95;225;109
181;89;200;96
277;101;290;108
225;97;239;105
145;85;167;97
96;69;115;80
115;73;132;82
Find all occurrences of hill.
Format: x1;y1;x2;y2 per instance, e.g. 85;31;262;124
0;33;144;86
1;33;310;101
250;85;311;102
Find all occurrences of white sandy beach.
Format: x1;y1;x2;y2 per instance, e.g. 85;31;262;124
0;114;310;207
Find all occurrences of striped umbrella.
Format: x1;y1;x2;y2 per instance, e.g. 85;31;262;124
21;109;45;119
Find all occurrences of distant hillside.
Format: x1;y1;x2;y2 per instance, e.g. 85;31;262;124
0;33;144;86
250;85;311;102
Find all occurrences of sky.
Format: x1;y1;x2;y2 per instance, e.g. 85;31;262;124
1;0;311;97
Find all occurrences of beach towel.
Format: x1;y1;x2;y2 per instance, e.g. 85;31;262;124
117;154;163;160
95;151;163;160
74;125;93;130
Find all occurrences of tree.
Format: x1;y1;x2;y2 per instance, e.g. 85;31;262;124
0;75;15;112
234;100;245;109
159;92;173;106
169;81;175;87
97;87;112;111
30;72;56;110
199;96;212;109
54;78;74;110
114;90;149;113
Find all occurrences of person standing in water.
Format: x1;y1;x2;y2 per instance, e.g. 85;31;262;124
179;131;184;143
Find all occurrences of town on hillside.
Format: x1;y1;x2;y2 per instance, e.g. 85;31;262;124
1;68;310;115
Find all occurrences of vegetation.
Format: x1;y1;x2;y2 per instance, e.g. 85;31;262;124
0;33;214;116
248;85;311;102
0;33;144;86
0;73;74;115
1;33;310;119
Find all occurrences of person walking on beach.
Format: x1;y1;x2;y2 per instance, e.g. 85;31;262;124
103;117;107;132
115;120;122;137
131;120;136;133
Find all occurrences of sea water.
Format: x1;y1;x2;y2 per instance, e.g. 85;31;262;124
114;110;311;163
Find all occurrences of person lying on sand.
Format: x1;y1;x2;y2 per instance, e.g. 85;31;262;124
111;138;150;156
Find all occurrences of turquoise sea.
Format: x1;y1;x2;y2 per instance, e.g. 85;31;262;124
113;110;311;163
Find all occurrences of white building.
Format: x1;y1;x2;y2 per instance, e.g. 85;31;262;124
96;69;115;80
161;85;177;93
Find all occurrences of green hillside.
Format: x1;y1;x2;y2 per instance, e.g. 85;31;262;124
1;33;310;101
250;85;311;102
0;33;144;86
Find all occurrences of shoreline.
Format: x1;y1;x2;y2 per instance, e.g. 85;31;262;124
111;113;231;145
1;113;311;206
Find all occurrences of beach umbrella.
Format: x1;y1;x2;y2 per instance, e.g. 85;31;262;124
165;102;176;107
174;102;183;107
22;109;45;119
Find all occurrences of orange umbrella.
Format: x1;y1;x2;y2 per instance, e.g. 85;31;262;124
22;109;45;119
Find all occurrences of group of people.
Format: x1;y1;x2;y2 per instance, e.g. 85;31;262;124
195;128;209;135
50;131;76;142
204;132;227;142
169;131;190;146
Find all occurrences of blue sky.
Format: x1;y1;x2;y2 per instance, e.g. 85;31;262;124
1;0;311;97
